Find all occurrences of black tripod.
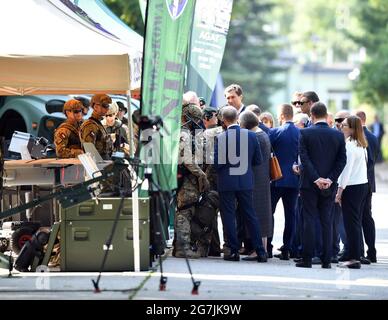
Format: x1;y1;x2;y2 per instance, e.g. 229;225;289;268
137;116;201;294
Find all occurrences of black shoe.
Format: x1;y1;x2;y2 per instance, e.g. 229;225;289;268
338;261;361;269
223;253;240;261
294;257;303;263
295;261;312;268
360;257;371;265
242;255;258;261
338;254;350;262
274;251;290;260
366;255;377;263
321;263;331;269
331;256;339;263
257;254;268;263
348;261;361;269
267;251;273;258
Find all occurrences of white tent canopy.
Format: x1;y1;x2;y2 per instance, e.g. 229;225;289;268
0;0;141;95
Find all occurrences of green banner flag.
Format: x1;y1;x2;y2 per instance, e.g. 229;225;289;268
186;0;233;106
141;0;196;191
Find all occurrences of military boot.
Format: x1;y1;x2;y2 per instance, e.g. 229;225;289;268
174;249;201;259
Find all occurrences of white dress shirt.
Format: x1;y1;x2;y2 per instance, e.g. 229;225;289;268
338;138;368;189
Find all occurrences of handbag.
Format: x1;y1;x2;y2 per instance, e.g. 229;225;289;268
269;147;283;181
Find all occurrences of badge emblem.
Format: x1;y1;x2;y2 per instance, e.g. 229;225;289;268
166;0;188;20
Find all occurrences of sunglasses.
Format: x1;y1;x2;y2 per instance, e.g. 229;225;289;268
291;101;302;106
300;101;309;105
73;109;82;114
335;118;345;123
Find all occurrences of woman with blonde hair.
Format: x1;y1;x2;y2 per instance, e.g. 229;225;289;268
336;115;369;269
259;112;275;129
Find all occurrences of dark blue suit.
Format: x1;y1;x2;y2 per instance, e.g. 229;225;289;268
299;122;346;264
259;122;270;134
361;126;379;259
215;124;266;255
268;122;300;254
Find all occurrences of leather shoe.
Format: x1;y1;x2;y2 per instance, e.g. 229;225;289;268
295;261;312;268
257;254;268;263
274;251;289;260
242;255;258;261
366;255;377;263
294;257;303;263
338;254;350;262
360;257;371;265
321;263;331;269
223;253;240;261
331;256;339;263
338;261;361;269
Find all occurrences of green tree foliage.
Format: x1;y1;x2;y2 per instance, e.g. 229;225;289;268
349;0;388;106
220;0;283;108
271;0;359;64
103;0;144;36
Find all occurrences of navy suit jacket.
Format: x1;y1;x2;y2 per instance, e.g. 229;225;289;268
258;122;270;134
269;121;300;188
299;122;346;189
215;125;263;192
364;126;378;192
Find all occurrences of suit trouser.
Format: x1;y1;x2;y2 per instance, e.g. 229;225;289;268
342;183;368;260
360;186;376;258
268;186;299;252
219;190;265;255
300;187;335;264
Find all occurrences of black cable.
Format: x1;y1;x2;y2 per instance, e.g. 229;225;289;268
91;195;125;293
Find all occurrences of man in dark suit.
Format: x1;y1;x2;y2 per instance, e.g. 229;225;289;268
300;91;320;128
268;104;300;260
356;111;379;262
369;115;385;163
224;84;245;115
215;106;267;262
297;102;347;268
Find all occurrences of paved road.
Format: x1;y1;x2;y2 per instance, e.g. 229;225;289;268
1;164;387;300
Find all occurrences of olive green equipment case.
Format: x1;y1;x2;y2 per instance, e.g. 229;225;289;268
59;197;150;271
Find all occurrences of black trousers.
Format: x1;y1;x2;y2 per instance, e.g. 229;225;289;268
342;183;368;260
300;186;335;264
361;186;376;257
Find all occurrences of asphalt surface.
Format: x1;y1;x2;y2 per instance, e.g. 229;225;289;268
1;163;387;300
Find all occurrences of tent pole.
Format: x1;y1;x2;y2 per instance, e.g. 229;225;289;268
126;91;134;157
128;90;140;272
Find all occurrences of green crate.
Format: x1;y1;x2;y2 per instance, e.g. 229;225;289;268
60;197;150;271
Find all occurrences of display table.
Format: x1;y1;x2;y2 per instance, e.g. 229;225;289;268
3;158;110;187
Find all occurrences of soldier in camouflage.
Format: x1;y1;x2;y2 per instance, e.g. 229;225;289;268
174;103;209;259
54;99;84;158
80;94;113;160
191;107;223;257
101;102;131;156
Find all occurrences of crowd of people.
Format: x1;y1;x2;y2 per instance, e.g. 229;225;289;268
51;88;382;270
173;84;382;270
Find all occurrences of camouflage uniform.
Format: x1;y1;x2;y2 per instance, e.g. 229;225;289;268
174;104;209;259
54;99;84;158
79;94;113;160
191;124;223;257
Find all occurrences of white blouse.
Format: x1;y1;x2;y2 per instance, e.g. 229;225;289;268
338;138;368;189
